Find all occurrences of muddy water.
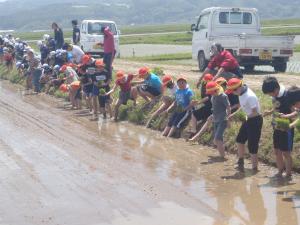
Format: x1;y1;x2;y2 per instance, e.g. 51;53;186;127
0;81;300;225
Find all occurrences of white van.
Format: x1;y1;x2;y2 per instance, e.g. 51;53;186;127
80;20;120;57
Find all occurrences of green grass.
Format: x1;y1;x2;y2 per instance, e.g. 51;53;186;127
120;32;192;45
120;24;190;35
124;53;192;62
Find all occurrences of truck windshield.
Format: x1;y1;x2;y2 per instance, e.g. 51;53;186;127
87;22;117;35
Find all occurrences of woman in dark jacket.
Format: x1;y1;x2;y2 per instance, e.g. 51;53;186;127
52;22;64;50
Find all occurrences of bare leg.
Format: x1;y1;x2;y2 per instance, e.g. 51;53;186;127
237;143;245;170
114;100;122;121
251;154;258;170
92;96;98;116
162;126;171;137
167;126;177;138
274;148;285;176
215;139;225;158
189;116;212;141
283;151;292;176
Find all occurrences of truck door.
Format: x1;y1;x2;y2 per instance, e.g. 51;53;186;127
192;13;210;61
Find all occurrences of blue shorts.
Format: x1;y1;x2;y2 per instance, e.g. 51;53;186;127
83;84;93;96
168;111;190;128
139;84;161;97
92;85;99;96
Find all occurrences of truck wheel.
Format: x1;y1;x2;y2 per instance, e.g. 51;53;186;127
198;52;208;72
244;65;255;73
274;62;287;72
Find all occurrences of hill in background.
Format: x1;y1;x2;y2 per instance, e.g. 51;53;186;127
0;0;300;31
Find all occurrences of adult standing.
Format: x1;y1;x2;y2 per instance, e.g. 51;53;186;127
71;20;80;45
99;26;115;78
52;22;64;50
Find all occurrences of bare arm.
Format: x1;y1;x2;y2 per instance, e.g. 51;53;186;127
105;84;117;96
213;67;225;80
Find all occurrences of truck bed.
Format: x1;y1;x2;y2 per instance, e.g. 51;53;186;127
210;34;294;50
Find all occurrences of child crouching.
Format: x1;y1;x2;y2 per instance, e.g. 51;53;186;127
162;77;193;138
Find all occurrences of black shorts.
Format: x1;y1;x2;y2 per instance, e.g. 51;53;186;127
192;106;212;121
139;85;161;97
236;115;263;154
273;129;294;152
119;90;132;105
75;87;82;100
168;111;190;128
98;95;110;108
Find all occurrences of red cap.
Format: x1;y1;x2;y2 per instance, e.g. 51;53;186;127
116;70;125;80
206;81;220;95
225;78;243;94
138;67;150;77
82;54;91;64
95;59;105;68
59;83;68;93
162;75;172;86
203;73;214;83
215;77;227;85
59;65;67;73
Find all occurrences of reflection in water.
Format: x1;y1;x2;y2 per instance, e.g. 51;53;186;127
100;121;300;225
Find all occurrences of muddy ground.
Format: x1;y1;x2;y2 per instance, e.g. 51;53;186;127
1;64;300;224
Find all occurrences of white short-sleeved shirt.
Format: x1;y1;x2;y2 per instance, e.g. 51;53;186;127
239;87;261;116
71;45;85;64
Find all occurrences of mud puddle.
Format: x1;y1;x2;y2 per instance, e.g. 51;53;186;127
0;81;299;225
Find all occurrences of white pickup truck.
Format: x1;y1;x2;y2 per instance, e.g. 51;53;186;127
191;7;295;72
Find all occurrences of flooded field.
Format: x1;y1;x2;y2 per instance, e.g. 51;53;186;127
0;81;299;225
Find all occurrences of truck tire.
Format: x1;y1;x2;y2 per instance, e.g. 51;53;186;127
244;65;255;73
274;62;287;73
198;52;208;72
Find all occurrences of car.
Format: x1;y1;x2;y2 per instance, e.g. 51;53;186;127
80;20;120;57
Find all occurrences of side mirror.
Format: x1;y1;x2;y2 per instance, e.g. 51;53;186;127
118;30;121;35
191;24;196;31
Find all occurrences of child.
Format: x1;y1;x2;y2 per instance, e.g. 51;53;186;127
136;67;162;102
61;65;80;109
189;73;213;140
162;77;193;138
262;77;295;178
189;77;239;142
94;60;112;119
206;81;231;158
80;55;96;115
105;70;138;121
146;74;178;128
227;78;263;172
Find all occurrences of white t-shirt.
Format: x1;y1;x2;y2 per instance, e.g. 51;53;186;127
71;45;85;64
165;84;178;98
239;87;261;116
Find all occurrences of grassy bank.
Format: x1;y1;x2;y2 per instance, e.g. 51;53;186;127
1;63;300;171
123;53;192;62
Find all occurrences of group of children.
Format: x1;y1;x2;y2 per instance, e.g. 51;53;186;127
1;34;300;179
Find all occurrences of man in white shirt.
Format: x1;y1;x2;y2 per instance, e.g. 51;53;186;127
226;78;263;172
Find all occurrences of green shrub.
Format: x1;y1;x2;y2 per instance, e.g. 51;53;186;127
151;67;164;76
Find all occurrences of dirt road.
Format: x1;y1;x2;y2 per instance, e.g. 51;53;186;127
114;58;300;90
1;74;300;224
